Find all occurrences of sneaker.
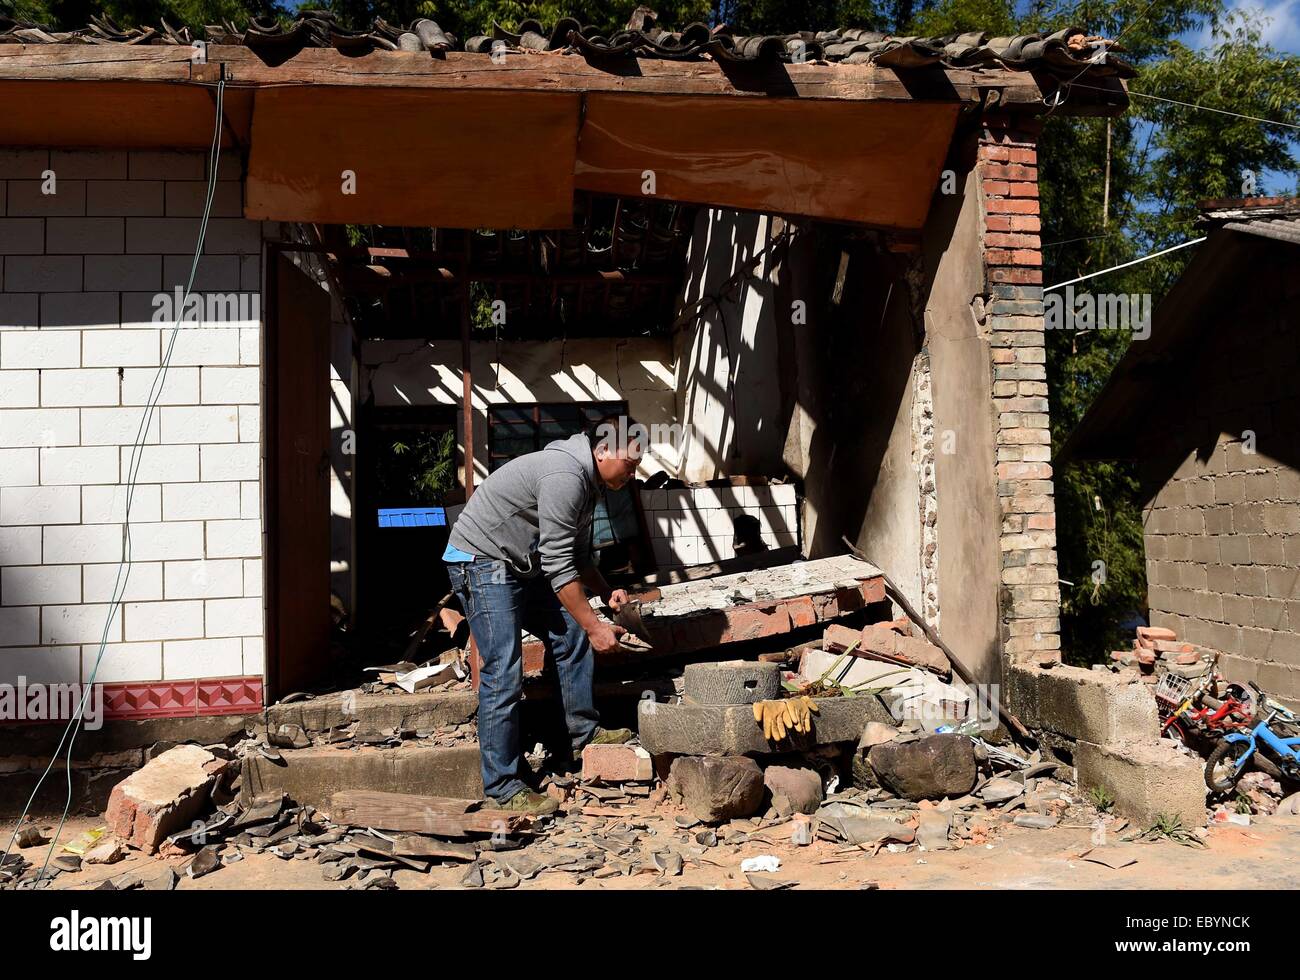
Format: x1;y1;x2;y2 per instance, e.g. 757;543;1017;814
588;727;634;745
491;789;559;816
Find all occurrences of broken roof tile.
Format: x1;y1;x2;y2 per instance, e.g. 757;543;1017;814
0;8;1136;80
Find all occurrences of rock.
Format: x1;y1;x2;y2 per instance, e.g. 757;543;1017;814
790;814;813;845
667;756;764;824
867;734;978;801
1012;814;1058;830
916;809;953;850
105;744;233;854
683;660;780;705
143;867;178;891
53;855;81;874
762;766;823;816
581;743;653;782
978;776;1024;803
84;839;126;865
858;722;900;750
187;845;222;878
14;825;46;848
269;724;312;750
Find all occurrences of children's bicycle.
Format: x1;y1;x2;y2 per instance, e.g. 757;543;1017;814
1157;656;1251;748
1204;682;1300;792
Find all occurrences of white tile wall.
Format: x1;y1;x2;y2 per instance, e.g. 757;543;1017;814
0;150;264;685
640;483;800;569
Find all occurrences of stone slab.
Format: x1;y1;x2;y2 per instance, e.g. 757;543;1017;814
637;693;893;756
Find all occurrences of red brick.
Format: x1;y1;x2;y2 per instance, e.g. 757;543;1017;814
986;215;1012;232
984;164;1038;182
1008;147;1037;165
983;180;1011;197
1009;215;1041;233
986;232;1040;248
825;624;949;675
997;462;1052;479
1138;626;1177;642
980;144;1011;161
581;742;653;782
1008;181;1039;198
985;249;1042;267
986;198;1040;215
788;595;817;629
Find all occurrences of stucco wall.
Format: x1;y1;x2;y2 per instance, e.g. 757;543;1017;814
673;209;787;483
923;158;1004;685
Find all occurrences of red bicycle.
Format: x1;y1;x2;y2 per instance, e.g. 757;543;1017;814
1157;657;1252;747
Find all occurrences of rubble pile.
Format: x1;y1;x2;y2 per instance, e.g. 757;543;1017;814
1104;625;1216;684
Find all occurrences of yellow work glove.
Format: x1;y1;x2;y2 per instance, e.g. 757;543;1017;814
752;697;819;741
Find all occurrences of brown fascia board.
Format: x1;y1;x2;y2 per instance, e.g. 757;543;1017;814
0;43;1128;114
1057;230;1257;463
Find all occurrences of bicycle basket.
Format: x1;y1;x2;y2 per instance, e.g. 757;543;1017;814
1155;671;1193;708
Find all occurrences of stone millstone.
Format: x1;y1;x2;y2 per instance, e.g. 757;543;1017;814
667;756;764;824
867;733;978;801
683;660;780;705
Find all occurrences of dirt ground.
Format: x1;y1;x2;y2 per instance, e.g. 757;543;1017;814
23;804;1300;892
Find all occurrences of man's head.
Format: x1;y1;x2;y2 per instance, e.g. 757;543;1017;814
589;414;644;490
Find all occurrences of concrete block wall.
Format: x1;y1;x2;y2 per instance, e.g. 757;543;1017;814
640;483;798;568
1144;441;1300;701
0;148;266;717
978;116;1062;664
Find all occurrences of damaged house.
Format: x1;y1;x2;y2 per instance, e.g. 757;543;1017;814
1062;197;1300;708
0;11;1204;861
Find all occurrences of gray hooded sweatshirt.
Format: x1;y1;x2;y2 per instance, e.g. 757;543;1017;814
447;433;597;589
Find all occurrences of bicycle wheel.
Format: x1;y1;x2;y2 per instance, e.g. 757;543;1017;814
1205;739;1252;793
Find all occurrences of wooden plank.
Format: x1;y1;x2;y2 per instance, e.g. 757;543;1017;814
0;80;251;148
0;45;1129;113
328;790;531;835
575;95;960;230
245;86;579;228
267;254;332;697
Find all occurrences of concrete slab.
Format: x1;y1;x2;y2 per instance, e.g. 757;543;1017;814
241;744;484;808
637;693;893;755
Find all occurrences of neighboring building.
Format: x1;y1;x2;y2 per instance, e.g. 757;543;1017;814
1062;198;1300;705
0;13;1135;724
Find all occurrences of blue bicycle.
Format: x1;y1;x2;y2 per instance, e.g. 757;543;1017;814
1205;682;1300;793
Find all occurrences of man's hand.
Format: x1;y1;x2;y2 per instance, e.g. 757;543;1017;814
587;620;628;655
607;588;630;612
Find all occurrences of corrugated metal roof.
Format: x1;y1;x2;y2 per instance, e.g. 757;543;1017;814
0;8;1136;80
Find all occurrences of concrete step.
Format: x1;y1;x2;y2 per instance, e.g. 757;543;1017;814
265;689;477;735
241;743;484;809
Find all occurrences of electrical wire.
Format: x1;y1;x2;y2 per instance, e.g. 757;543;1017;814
1072;82;1300;132
1043;235;1207;291
1;78;229;887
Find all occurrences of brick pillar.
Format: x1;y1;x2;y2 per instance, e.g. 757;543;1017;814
979;115;1061;664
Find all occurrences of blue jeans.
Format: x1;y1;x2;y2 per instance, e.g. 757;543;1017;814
446;558;599;802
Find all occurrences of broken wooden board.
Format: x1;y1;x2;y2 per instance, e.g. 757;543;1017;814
327;791;531;836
